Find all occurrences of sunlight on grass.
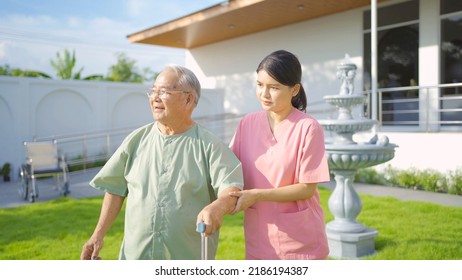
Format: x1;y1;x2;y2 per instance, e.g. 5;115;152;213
0;187;461;260
216;212;245;260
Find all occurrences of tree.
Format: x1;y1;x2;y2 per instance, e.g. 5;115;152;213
142;67;158;83
106;52;156;83
0;64;10;76
12;69;52;78
1;50;154;82
0;64;51;78
50;49;84;79
82;74;105;81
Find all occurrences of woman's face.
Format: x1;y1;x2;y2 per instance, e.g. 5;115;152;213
256;70;299;114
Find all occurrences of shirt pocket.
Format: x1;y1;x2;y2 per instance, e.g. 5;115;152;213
244;207;273;258
275;207;319;255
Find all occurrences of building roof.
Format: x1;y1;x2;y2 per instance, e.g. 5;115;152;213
127;0;388;49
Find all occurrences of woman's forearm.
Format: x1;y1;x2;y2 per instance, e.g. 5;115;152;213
252;183;317;203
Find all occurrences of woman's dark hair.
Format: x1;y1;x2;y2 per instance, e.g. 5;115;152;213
256;50;307;112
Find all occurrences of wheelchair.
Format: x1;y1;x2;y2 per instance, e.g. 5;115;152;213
18;141;70;203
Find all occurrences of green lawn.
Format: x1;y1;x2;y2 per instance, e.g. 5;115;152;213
0;187;460;260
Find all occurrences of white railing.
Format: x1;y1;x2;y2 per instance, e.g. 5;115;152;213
364;83;462;131
305;83;462;132
30;83;462;170
33;114;244;170
33;127;136;170
354;83;462;132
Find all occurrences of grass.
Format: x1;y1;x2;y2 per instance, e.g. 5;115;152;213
0;187;461;260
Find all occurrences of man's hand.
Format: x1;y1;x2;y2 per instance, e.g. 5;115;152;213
80;192;125;260
80;235;104;260
196;187;240;236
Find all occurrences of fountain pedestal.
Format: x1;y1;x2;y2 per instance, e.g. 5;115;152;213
320;57;396;259
326;227;378;259
325;170;378;259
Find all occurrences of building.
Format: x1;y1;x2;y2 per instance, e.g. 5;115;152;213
1;0;461;178
127;0;462;171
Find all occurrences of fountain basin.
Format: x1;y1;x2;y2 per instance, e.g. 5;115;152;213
325;143;397;170
324;94;367;108
320;119;377;134
337;62;357;70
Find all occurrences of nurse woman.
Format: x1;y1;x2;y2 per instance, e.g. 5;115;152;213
230;50;331;260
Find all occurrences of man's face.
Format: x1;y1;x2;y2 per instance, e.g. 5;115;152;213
148;70;191;124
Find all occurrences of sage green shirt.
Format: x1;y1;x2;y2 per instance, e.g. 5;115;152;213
90;122;243;260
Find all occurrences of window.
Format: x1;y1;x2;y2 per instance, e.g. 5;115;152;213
363;0;419;125
440;0;462;125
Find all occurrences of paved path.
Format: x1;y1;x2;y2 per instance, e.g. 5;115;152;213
0;168;104;209
0;168;461;208
322;180;462;208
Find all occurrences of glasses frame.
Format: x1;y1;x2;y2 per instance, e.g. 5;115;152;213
146;87;190;100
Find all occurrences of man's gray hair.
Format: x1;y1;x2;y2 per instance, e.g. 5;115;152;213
164;64;201;105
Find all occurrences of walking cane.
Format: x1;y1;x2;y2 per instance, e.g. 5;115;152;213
196;221;207;260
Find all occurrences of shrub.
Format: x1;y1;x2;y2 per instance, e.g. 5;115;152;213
1;163;11;175
384;167;420;190
354;168;386;185
447;168;462;195
353;166;462;196
416;169;447;193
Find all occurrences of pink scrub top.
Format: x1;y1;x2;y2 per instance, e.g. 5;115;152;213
230;109;330;260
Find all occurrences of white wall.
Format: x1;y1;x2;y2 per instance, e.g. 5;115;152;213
183;1;462;173
377;132;462;172
187;8;364;120
0;76;224;179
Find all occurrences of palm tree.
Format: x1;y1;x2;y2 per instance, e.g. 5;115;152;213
106;52;153;83
50;49;84;79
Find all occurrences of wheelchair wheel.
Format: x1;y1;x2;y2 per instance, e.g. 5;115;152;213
29;192;36;203
18;166;29;201
29;177;38;203
63;181;70;197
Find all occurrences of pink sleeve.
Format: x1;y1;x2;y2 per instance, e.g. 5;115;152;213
298;121;330;183
229;119;241;158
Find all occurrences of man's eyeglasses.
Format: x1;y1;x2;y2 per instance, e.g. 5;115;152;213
146;88;189;100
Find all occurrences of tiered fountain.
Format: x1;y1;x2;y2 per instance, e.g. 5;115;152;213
319;55;397;259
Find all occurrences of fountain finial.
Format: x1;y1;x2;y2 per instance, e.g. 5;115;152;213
337;54;357;95
344;53;351;64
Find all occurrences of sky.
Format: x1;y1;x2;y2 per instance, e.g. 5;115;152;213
0;0;224;79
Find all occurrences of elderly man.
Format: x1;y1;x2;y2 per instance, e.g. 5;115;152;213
80;65;243;260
